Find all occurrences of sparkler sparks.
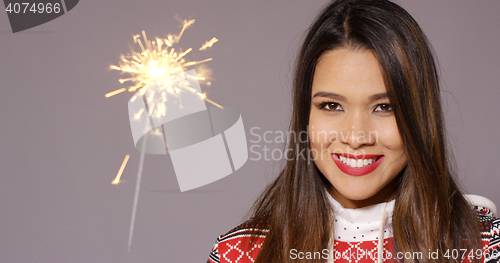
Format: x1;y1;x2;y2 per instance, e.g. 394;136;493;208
111;154;130;185
105;88;126;98
107;19;222;117
199;37;218;51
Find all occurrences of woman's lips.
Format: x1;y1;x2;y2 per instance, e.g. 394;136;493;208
332;153;384;176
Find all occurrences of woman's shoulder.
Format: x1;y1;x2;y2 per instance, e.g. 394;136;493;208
207;219;269;263
466;194;498;239
474;205;500;263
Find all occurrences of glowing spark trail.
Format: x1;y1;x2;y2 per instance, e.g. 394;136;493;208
105;88;126;98
199;37;218;51
111;154;130;185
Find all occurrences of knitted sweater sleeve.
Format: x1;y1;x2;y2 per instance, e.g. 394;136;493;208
206;236;221;263
476;206;500;263
206;220;268;263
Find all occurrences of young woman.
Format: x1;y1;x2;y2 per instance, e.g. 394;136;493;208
207;0;499;262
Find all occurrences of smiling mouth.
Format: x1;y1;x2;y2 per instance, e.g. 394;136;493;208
336;154;382;168
332;154;384;176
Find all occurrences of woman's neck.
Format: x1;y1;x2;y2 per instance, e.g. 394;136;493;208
326;180;397;209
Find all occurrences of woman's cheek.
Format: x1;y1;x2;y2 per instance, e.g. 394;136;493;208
372;119;402;149
312;126;336;151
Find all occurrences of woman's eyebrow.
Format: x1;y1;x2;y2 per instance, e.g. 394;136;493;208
369;92;388;101
312;91;347;101
312;92;388;102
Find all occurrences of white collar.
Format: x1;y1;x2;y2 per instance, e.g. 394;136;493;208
326;191;395;242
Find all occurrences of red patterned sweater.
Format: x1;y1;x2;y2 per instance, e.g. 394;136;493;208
207;202;500;263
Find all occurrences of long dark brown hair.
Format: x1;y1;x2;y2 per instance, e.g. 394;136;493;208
248;0;481;262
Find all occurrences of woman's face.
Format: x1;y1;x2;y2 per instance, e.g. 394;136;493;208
308;47;408;208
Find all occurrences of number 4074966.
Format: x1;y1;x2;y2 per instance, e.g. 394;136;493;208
5;2;61;14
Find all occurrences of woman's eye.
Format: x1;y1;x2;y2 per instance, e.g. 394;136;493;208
318;102;343;112
373;103;393;112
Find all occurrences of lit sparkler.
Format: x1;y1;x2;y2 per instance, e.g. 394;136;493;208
107;18;221;253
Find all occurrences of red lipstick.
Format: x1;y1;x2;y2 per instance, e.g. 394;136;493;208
332;153;384;176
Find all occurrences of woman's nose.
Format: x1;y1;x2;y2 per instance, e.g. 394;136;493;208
338;112;375;149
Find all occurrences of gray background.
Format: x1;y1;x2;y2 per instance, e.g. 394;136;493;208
0;0;498;262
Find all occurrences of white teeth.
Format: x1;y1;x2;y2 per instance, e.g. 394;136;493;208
337;155;378;168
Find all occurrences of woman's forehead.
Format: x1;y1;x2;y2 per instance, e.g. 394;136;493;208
312;48;387;98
